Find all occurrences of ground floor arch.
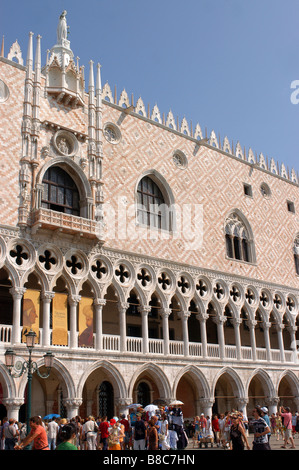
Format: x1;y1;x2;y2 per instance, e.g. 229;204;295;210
1;358;299;422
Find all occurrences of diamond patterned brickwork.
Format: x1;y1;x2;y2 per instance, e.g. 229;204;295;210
101;105;299;289
0;61;25;226
1;57;299;291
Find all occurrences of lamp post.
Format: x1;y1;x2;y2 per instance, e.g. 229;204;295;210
4;329;54;441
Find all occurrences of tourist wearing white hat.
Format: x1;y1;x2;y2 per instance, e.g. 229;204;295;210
261;407;271;444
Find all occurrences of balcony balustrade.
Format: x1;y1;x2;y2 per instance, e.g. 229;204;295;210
31;208;103;240
0;324;296;365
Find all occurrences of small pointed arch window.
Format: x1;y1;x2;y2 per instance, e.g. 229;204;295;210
225;212;255;263
136;174;173;231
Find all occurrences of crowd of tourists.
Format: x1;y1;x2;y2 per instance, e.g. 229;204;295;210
0;405;297;450
0;405;188;451
187;405;298;450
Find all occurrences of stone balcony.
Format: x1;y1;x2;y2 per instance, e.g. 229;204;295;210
31;208;104;241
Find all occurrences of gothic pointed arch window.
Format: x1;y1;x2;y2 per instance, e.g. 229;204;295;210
225;212;255;263
41;166;80;216
136;175;173;231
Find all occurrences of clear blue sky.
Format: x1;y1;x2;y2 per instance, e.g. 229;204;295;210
2;0;299;174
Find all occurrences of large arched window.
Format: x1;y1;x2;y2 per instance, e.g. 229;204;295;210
136;175;171;230
41;166;80;216
225;212;255;263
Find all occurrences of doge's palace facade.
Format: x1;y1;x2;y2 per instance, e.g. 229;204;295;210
0;13;299;421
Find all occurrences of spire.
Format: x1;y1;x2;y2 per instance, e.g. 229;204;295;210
96;63;102;110
0;35;4;57
34;35;41;83
89;60;95;90
96;63;102;93
26;31;34;79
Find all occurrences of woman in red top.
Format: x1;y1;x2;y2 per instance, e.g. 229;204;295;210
15;416;49;450
212;414;220;446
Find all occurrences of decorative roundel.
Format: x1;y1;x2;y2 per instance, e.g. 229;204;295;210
103;122;122;144
114;261;132;285
286;295;296;312
177;272;193;295
137;266;153;289
229;283;243;305
53;130;78;157
91;257;109;281
37;245;62;273
157;269;175;293
196;277;209;298
245;286;258;307
65;250;87;277
8;239;34;269
213;280;227;301
0;79;10;103
172;150;188;169
259;289;271;309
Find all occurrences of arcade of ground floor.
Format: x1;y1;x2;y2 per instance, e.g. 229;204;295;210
0;351;298;422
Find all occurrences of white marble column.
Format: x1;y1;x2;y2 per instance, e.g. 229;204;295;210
139;306;151;354
41;291;55;348
118;302;128;353
160;308;171;356
263;322;272;362
276;323;285;363
69;295;81;349
94;298;106;351
180;311;190;357
289;326;298;363
197;313;208;358
248;319;257;361
232;318;242;360
215;315;226;359
10;287;26;345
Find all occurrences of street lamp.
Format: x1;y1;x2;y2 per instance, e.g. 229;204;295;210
4;329;54;441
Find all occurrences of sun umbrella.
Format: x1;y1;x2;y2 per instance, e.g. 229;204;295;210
169;400;184;406
144;404;159;413
43;413;60;420
128;403;142;409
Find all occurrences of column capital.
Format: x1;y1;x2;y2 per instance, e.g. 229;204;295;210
63;398;83;408
68;295;81;306
231;318;242;327
2;398;24;408
197;313;209;322
236;397;249;408
199;398;215;408
138;305;151;315
9;287;26;299
276;323;285;332
159;308;172;318
178;310;191;319
266;397;280;407
214;315;226;325
41;291;55;301
94;298;106;307
118;302;129;313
